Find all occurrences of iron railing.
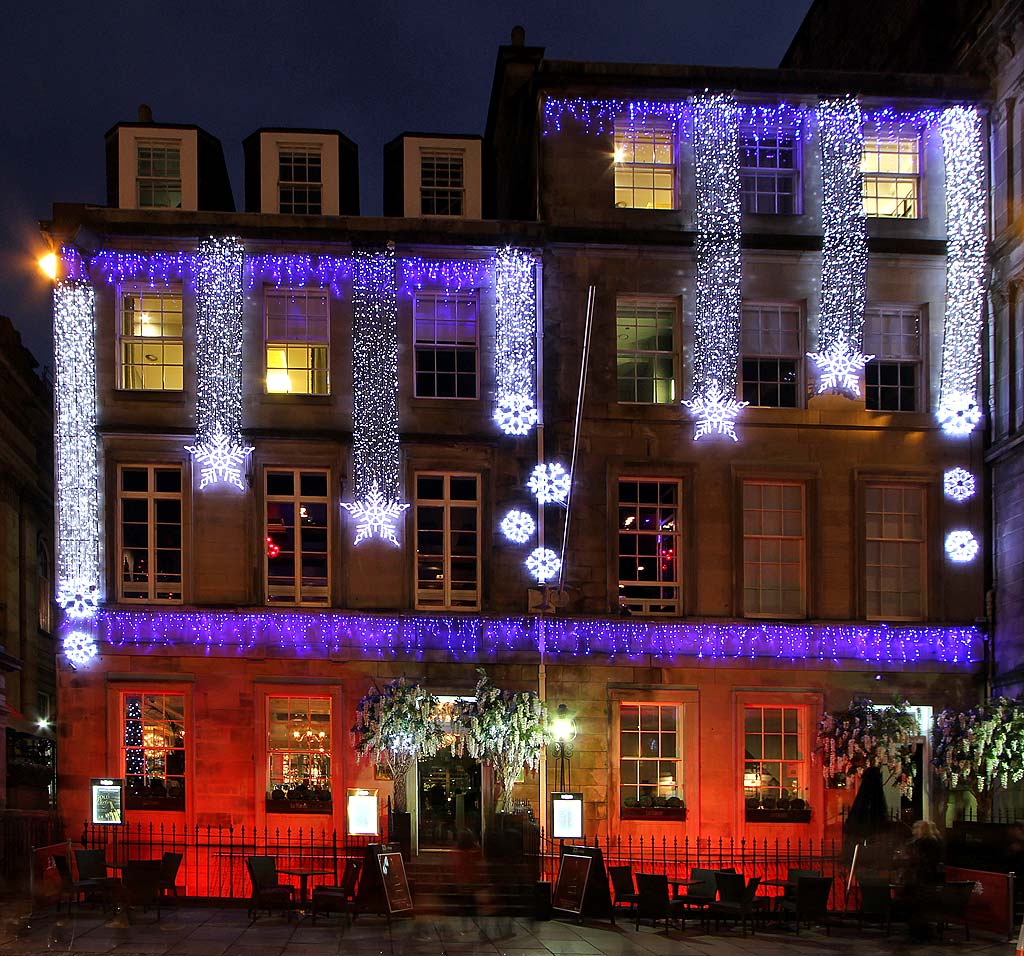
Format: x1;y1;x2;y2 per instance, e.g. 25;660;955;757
0;810;64;887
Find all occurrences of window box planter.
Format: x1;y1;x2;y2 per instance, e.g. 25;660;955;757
265;797;332;814
621;806;687;822
745;807;811;823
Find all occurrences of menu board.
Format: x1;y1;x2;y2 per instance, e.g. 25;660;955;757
551;792;584;839
90;778;124;825
377;851;413;914
552;854;592;915
347;790;379;835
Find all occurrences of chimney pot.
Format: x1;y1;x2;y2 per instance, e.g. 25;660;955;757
510;25;525;47
138;104;153;123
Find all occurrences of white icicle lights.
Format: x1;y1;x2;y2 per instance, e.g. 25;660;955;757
493;247;539;436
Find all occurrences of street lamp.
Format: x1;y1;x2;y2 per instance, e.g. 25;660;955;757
550;703;577;792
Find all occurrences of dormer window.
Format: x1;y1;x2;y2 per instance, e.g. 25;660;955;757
136;142;182;208
278;147;323;215
420;149;465;216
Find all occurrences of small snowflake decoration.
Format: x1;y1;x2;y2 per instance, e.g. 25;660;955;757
340;481;411;546
185;426;254;490
945;529;979;563
501;509;536;544
57;580;100;619
63;630;98;666
527;462;571;505
682;381;748;442
526;547;561;583
937;391;982;436
943;468;976;502
807;340;874;395
494;394;539;436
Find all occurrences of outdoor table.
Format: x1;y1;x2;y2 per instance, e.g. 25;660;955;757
278;867;332;906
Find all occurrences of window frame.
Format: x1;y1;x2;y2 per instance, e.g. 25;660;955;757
613;121;678;210
741;701;811;822
122;690;188;812
862;480;928;622
117;283;185;392
739;301;804;409
136;140;183;209
412;290;481;400
277;146;323;216
740;479;807;619
863;305;925;414
414;471;481;611
738;125;802;215
615;296;678;405
264;467;331;607
117;464;185;605
618;701;684;814
617;477;682;616
419;148;466;217
263;286;331;395
861;131;922;219
266;694;333;812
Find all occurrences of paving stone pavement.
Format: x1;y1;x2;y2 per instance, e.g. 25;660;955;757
0;905;1015;956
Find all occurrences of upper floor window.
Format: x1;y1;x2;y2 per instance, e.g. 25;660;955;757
265;469;329;606
278;148;323;215
863;307;923;412
414;292;479;399
743;704;807;813
119;465;183;603
740;303;802;408
739;128;800;214
414;473;480;611
742;481;805;618
618;479;681;616
136;143;182;209
420;149;465;216
265;289;330;395
614;123;676;210
124;692;186;810
119;286;184;391
865;483;925;621
37;536;52;634
862;133;921;218
267;696;332;809
619;703;682;810
616;297;676;404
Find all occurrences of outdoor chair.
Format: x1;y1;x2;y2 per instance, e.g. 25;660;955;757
245;856;295;921
120;860;164;921
608;865;640;917
857;878;893;934
709;872;764;936
52;852;99;913
158;852;183;907
634;872;687;934
676;868;717;924
311;857;361;925
72;848;120;909
923;880;974;941
777;875;833;935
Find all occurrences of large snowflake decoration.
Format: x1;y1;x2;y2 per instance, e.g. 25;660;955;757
527;462;571;505
494;394;538;436
501;509;536;544
682;382;748;442
526;547;561;583
185;426;254;490
937;391;982;436
63;630;98;666
807;340;874;395
57;580;101;619
340;481;410;546
943;468;976;502
945;529;979;563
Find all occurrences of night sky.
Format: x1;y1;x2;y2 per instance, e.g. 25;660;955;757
1;0;813;368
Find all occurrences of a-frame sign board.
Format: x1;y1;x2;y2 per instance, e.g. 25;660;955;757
353;842;413;921
552;845;614;924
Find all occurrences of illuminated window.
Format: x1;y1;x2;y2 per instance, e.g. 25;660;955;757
420;150;465;216
119;286;184;391
618;479;681;615
865;483;925;620
267;696;332;808
862;133;921;218
740;303;802;408
123;693;186;809
118;466;183;603
616;298;676;403
265;289;330;394
265;469;329;606
739;128;800;214
742;481;805;617
614;123;676;209
136;143;182;208
864;307;922;412
415;473;480;611
619;703;682;809
743;704;806;811
414;292;479;398
278;149;322;215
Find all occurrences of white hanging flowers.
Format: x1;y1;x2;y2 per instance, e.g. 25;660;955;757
934;698;1024;795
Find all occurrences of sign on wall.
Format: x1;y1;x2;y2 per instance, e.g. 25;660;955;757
550;792;584;839
90;778;124;825
347;788;379;835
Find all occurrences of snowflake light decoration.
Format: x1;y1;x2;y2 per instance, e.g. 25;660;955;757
340;481;410;546
945;529;979;563
527;463;571;505
807;339;874;395
937;391;982;436
63;630;98;666
682;381;748;442
501;509;536;544
185;426;254;490
944;468;976;502
494;394;539;436
526;547;561;583
57;580;101;619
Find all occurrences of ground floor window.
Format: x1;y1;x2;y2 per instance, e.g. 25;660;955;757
267;696;332;811
743;704;807;819
619;702;683;813
123;693;186;810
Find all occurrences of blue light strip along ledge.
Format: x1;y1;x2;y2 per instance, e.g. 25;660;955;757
72;611;980;665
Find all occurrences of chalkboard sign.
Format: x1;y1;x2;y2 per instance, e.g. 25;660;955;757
353;843;413;920
553;845;614;923
378;851;413;914
552;854;591;915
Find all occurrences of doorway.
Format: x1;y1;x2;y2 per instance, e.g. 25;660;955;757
417;751;481;848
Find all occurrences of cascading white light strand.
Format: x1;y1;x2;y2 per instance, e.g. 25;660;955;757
186;237;253;489
937;106;987;436
54;279;103;618
683;92;747;441
493;247;539;436
341;246;410;545
810;97;871;396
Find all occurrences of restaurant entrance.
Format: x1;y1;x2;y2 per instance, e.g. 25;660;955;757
417;751;481;848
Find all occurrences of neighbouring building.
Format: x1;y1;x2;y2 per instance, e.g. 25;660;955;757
43;33;991;893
